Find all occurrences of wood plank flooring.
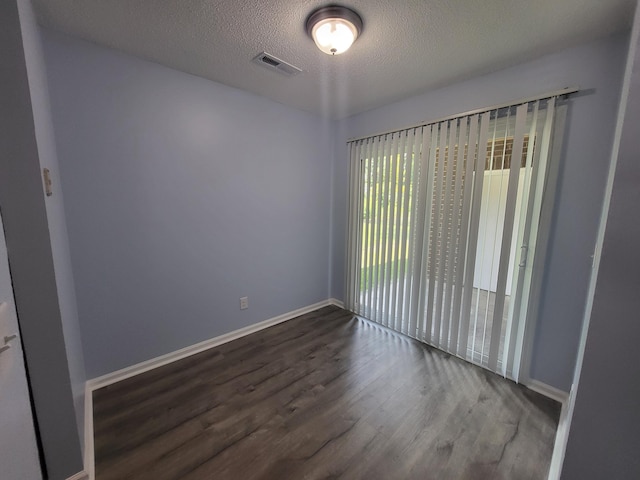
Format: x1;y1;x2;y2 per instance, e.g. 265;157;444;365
93;306;560;480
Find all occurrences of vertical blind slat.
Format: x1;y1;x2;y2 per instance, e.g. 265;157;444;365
487;104;528;371
419;124;441;343
345;143;355;309
408;127;430;338
503;101;539;376
377;135;393;323
406;127;422;332
446;118;469;352
382;133;401;328
389;131;408;330
372;136;387;322
356;140;366;315
369;136;381;322
438;120;459;350
350;141;364;314
400;129;417;335
451;115;478;354
390;132;406;331
395;128;415;334
426;122;448;343
363;139;374;319
478;112;505;364
457;111;491;359
348;141;359;311
406;128;425;337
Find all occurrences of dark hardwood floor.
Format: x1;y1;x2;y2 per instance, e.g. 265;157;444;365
93;306;560;480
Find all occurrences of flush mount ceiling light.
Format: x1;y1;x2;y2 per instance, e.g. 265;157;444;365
306;5;363;55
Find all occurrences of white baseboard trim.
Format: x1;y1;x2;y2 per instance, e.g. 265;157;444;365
547;394;571;480
523;378;569;404
328;297;344;308
66;471;89;480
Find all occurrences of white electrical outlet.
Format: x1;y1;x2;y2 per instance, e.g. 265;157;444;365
240;296;249;310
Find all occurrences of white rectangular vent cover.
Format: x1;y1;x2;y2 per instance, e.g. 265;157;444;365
252;52;302;76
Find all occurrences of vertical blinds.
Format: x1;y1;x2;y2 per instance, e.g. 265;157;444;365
345;97;559;378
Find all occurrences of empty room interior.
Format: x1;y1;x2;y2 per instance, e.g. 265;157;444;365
1;0;640;479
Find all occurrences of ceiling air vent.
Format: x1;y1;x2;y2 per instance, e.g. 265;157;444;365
252;52;302;77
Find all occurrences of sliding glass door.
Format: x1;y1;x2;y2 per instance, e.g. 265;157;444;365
345;98;561;379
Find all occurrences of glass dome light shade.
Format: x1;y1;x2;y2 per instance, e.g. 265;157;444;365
311;18;358;55
306;6;363;56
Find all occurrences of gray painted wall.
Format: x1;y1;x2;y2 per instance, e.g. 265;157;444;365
16;0;86;452
562;3;640;477
42;30;333;378
330;34;628;392
0;0;83;478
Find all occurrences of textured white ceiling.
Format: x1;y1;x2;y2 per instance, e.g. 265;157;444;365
33;0;635;118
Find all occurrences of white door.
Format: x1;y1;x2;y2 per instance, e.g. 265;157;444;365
0;210;42;480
